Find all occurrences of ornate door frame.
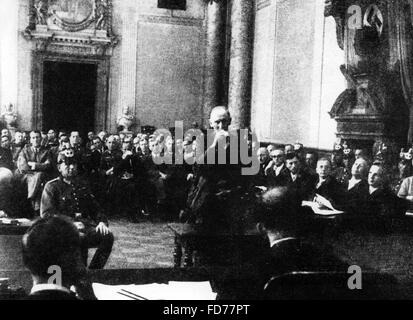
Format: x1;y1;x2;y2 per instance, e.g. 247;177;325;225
32;51;110;132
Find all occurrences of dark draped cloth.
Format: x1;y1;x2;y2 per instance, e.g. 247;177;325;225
390;0;413;143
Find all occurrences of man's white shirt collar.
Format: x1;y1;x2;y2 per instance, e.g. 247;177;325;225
270;237;296;247
31;283;72;295
275;163;284;176
348;178;361;190
369;186;379;194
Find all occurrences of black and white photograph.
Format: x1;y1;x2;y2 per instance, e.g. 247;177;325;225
0;0;412;304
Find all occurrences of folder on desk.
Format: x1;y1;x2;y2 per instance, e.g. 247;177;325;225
92;281;217;300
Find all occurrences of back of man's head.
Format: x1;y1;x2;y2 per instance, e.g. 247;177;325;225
255;187;300;233
22;216;83;284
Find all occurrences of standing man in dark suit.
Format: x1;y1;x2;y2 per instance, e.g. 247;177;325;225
22;216;96;300
17;131;51;214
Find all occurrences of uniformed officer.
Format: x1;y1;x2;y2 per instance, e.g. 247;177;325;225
40;148;114;270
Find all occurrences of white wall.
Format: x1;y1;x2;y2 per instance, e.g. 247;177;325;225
251;0;345;150
0;0;18;108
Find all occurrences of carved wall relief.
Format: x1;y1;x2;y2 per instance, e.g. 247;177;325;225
327;0;409;152
23;0;118;131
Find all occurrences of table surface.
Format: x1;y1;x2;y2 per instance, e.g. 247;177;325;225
0;266;265;300
0;219;33;235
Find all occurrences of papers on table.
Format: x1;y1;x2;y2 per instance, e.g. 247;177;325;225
406;211;413;217
0;218;31;225
92;281;217;300
302;194;344;216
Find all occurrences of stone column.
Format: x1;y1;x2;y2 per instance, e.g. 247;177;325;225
203;0;227;124
118;4;138;126
228;0;254;129
0;0;18;108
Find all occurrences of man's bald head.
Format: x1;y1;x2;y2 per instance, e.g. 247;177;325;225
209;106;231;131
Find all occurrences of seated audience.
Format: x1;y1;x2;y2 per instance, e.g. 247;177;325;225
284;144;295;156
11;130;25;165
266;144;276;154
266;148;288;187
310;158;344;207
40;150;114;269
0;135;14;171
17;131;52;213
255;147;270;186
280;152;315;202
304;151;318;176
392;158;412;194
22;216;96;300
365;164;406;219
331;149;348;184
342;157;370;215
397;162;413;211
46;129;58;148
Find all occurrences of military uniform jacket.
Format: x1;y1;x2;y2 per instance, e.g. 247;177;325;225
40;177;108;226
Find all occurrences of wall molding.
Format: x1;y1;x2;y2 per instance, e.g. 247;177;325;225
138;14;204;27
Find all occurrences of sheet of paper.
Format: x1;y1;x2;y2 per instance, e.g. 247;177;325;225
92;281;217;300
167;281;217;300
315;194;335;210
302;201;343;215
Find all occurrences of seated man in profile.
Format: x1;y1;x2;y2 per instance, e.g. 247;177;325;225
255;187;347;276
40;150;114;270
341;157;370;215
22;216;96;300
17;130;52;213
365;164;406;219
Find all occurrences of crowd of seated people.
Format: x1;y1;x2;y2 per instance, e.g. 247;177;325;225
0;126;197;222
256;141;409;225
0;122;412;228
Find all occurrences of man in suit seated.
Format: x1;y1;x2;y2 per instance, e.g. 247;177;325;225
397;166;413;210
11;130;25;166
253;147;270;187
40;150;114;269
22;216;96;300
255;187;347;276
280;152;316;202
304;151;318;176
309;158;344;207
265;148;288;187
17;131;52;214
342;157;370;215
0;135;14;215
365;164;407;222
